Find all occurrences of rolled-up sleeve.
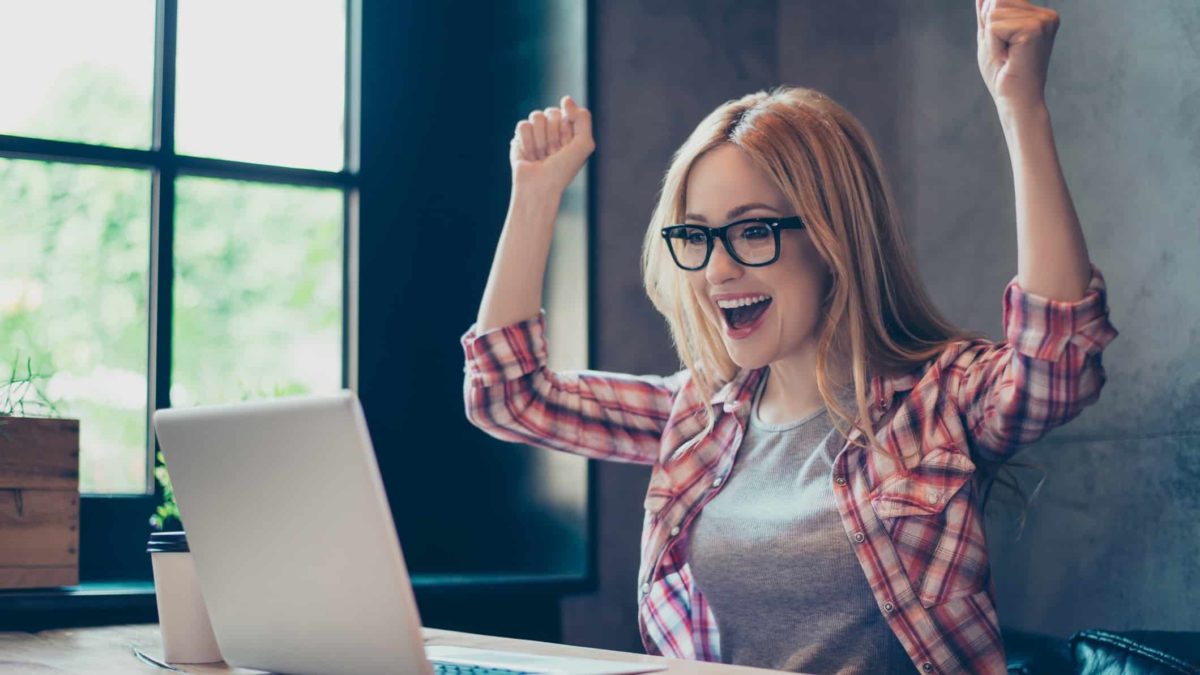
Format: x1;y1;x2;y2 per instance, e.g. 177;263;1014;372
953;263;1119;462
462;311;687;465
463;312;551;387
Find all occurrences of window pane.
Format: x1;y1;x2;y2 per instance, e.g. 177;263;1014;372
172;178;343;406
0;0;155;148
175;0;346;170
0;159;151;494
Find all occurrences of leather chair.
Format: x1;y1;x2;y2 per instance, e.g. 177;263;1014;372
1004;628;1200;674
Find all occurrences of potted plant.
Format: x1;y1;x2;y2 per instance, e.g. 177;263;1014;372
149;449;181;531
0;356;80;589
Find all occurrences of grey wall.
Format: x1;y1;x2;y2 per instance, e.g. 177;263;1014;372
564;0;1200;651
890;1;1200;636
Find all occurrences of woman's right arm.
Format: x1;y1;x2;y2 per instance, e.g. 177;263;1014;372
476;96;591;333
462;313;688;466
464;96;684;465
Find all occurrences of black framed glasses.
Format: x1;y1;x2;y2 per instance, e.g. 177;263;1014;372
660;216;806;270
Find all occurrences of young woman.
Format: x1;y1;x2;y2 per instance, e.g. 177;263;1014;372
462;1;1117;672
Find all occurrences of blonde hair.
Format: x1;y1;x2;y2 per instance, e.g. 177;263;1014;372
641;85;985;453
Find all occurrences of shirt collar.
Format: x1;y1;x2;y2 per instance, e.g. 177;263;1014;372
710;367;766;413
871;368;919;411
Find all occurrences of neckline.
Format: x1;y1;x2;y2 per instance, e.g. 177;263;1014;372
750;371;828;432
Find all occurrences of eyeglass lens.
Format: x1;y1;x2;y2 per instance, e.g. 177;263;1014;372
669;221;776;268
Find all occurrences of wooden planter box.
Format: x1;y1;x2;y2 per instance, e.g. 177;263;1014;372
0;416;80;589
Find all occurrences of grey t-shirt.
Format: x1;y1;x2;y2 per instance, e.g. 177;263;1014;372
688;376;914;674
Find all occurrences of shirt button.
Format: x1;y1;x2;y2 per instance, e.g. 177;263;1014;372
921;663;934;672
711;477;723;488
669;525;681;537
834;476;847;486
852;532;865;543
926;490;941;505
641;583;650;596
883;601;895;613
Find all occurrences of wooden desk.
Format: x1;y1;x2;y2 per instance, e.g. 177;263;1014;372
0;624;783;674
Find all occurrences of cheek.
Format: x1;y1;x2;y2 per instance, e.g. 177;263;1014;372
684;274;716;324
772;273;826;335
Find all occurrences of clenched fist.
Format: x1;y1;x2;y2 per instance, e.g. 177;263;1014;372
510;95;596;197
976;0;1060;112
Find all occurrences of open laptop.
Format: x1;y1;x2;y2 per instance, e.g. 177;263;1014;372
152;390;665;675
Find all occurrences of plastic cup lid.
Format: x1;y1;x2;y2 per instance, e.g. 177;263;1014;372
147;531;190;553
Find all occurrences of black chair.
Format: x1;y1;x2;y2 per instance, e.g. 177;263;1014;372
1004;628;1200;674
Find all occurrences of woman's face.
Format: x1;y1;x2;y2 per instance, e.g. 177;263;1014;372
683;144;830;370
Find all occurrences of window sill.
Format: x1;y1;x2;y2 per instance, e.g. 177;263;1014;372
0;581;157;613
0;581;158;632
0;574;591;632
412;573;592;596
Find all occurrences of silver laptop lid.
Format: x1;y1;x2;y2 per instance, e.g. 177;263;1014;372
153;391;432;675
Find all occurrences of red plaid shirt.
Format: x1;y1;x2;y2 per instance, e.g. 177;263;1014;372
461;264;1117;674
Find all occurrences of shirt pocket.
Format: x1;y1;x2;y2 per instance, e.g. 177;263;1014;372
869;446;989;608
869;447;975;518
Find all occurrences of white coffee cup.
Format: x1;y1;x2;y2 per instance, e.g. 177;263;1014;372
147;531;223;664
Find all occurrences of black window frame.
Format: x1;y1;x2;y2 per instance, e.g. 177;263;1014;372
0;0;361;584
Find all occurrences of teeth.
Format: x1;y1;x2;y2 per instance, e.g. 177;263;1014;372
715;295;771;309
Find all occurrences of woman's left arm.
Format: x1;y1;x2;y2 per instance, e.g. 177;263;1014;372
977;0;1090;299
955;0;1119;462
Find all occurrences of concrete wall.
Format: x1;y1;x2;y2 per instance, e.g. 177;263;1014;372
564;0;1200;651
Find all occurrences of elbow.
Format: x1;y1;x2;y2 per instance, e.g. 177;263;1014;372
463;376;508;435
976;351;1109;455
1067;351;1109;417
462;374;539;445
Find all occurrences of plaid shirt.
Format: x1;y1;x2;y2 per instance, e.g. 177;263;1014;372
461;264;1117;674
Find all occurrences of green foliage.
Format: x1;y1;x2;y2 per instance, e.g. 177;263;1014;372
149;451;181;531
23;63;151;148
0;355;63;418
0;156;151;493
171;177;343;407
4;60;343;496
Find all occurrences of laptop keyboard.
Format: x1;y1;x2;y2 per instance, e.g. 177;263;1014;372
432;662;539;675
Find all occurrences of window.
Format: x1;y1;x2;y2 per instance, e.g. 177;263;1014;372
0;0;358;580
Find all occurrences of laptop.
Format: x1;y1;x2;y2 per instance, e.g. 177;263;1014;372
152;390;666;675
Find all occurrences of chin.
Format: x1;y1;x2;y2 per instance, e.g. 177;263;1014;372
722;340;777;371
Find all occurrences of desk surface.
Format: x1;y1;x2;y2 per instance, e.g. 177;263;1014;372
0;623;783;674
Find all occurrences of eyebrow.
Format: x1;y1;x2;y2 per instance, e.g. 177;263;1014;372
684;203;781;223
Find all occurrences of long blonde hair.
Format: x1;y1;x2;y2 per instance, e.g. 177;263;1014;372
641;85;985;453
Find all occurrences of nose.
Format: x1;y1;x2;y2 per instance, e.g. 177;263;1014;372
705;237;743;286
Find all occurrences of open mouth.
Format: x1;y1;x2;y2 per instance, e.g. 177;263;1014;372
717;295;773;331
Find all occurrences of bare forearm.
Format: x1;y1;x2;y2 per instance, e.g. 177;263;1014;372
999;102;1091;301
475;186;562;333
